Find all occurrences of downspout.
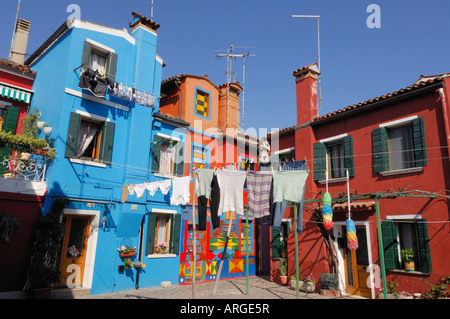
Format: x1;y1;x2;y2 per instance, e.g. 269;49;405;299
438;87;450;169
375;197;388;299
174;78;182;118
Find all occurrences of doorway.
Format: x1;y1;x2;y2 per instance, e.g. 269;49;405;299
59;215;91;287
343;225;371;298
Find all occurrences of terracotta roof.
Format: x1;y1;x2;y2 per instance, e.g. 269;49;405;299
312;75;445;124
292;63;320;77
332;200;375;212
130;12;160;31
0;57;36;76
161;74;220;90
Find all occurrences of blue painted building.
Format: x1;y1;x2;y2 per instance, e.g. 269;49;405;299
25;13;189;295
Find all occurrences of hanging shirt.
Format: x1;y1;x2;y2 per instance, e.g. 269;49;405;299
272;170;309;203
217;170;247;216
246;171;273;218
170;176;190;206
195;169;214;199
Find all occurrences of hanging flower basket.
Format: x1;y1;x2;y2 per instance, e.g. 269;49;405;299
117;245;136;257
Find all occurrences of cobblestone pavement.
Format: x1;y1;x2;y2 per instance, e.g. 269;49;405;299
82;276;360;299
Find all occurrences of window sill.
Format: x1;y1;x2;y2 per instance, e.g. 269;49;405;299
147;254;176;259
69;158;107;168
380;167;423;176
318;177;347;184
387;269;429;276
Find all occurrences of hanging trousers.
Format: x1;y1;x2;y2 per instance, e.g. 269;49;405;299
197;175;220;231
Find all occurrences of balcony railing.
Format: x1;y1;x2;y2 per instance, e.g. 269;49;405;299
1;152;49;182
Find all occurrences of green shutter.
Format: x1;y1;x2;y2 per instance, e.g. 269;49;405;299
415;219;432;273
81;40;92;70
151;135;163;173
412;117;428;167
99;121;115;165
65;112;81;158
169;214;182;254
145;213;157;255
313;142;327;181
382;219;399;270
343;135;355;177
2;105;20;133
106;52;118;82
271;229;281;258
174;141;185;177
372;127;390;173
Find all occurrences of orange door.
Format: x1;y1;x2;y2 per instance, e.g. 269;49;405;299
59;215;91;287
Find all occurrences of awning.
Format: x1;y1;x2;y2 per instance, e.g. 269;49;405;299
0;83;32;104
332;200;375;212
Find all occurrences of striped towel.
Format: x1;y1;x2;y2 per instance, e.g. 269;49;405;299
246;171;273;218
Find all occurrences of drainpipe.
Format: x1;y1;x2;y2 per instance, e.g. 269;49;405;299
374;197;388;299
174;78;182;118
438;87;450;169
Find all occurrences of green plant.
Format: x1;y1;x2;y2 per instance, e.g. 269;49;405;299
24;198;69;290
279;258;288;276
117;245;135;254
124;258;134;269
20;108;40;139
401;248;414;262
421;276;450;299
0;214;19;242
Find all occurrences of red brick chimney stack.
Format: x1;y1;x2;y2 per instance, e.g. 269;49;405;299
292;63;320;125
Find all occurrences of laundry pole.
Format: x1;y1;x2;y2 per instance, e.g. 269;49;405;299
245;207;249;295
191;173;197;299
294;203;300;299
213;210;234;295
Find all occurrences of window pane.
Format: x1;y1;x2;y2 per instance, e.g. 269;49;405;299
328;143;345;178
77;120;101;158
388;125;414;170
90;50;107;76
159;143;174;175
195;90;209;117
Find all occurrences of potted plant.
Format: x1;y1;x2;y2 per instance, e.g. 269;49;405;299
301;274;316;293
124;257;134;270
279;258;288;285
24;198;68;298
118;245;136;257
156;241;169;254
401;248;415;271
290;274;304;290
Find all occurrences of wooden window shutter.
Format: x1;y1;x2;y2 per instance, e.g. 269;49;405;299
415;219;432;273
145;213;157;255
271;229;281;258
2;105;20;133
412;117;428;167
151;135;163;173
382;219;399;270
372;127;390;173
343;135;355;177
81;40;92;70
174;141;185;177
313;142;327;181
169;214;182;254
99;121;115;165
65;112;81;158
106;52;118;82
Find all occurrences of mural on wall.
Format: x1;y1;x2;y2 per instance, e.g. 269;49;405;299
179;208;255;284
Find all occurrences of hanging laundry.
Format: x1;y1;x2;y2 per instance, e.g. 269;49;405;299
195;169;215;231
283;160;307;171
127;184;135;196
133;183;147;199
272;170;309;203
209;174;221;230
78;67;113;98
108;81;156;107
121;184;128;203
170;176;190;205
145;181;159;196
158;179;172;195
216;170;247;216
246;171;273;218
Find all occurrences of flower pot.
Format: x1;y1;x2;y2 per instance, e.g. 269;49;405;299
404;261;415;272
119;249;136;258
300;282;315;293
280;275;288;286
290;279;304;290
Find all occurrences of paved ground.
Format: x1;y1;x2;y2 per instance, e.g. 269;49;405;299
81;276;360;299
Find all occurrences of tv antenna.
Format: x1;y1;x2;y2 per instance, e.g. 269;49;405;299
214;44;256;130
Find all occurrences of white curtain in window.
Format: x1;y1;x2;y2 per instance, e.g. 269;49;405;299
77;121;98;157
90;51;106;76
159;143;174;175
157;215;168;243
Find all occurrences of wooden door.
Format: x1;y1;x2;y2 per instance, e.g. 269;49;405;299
59;215;91;287
344;226;371;297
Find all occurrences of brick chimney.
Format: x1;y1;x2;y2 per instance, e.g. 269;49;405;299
292;63;320;125
218;81;243;133
10;18;31;64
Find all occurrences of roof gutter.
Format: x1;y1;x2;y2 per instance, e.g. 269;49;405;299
311;82;444;126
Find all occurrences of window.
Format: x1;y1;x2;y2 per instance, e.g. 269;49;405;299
313;135;354;181
145;212;181;255
382;218;432;273
271;220;291;258
151;134;184;177
192;144;210;171
194;89;210;119
64;112;115;165
81;40;117;81
372;116;427;173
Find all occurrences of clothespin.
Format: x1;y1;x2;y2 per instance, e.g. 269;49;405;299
304;156;311;174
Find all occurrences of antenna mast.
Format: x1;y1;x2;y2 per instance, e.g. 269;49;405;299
214;44;255;130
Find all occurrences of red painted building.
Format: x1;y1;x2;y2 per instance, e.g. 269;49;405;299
268;63;450;298
0;58;44;295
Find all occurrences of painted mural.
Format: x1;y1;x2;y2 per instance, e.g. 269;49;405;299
179;208;255;284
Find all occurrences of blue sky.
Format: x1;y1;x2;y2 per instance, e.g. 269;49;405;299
1;0;450;134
